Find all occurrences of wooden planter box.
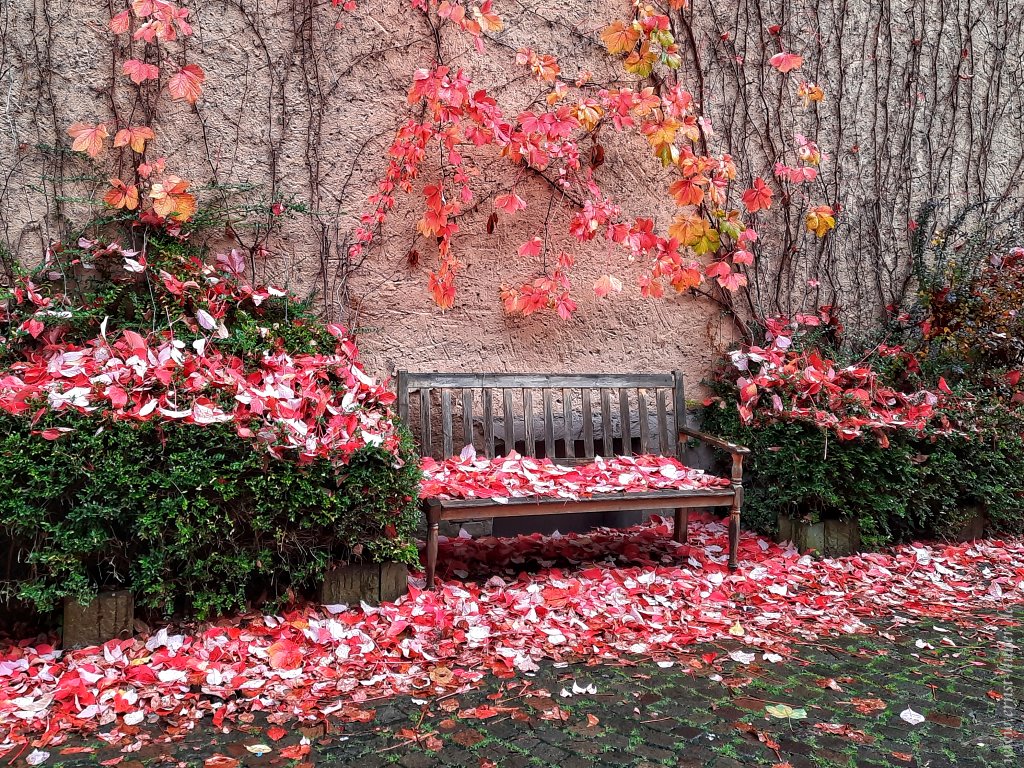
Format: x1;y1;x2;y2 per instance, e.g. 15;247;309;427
63;590;134;648
320;562;409;606
777;514;860;557
956;509;987;542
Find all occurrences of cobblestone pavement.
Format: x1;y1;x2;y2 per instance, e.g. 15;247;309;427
23;607;1024;768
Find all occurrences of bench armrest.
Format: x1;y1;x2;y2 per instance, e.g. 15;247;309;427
678;425;751;455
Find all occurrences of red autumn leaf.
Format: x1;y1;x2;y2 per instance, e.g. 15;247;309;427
123;59;160;85
167;64;205;103
278;744;309;759
110;10;131;34
706;261;748;291
458;705;500;719
769;51;804;73
37;428;73;440
67;122;109;158
20;318;45;338
742;177;773;213
494;192;526;214
814;722;874;744
517;237;543;259
265;725;287;741
204;757;240;768
848;697;887;714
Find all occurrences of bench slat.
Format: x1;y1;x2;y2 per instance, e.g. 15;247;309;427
482;388;495;458
673;370;686;459
581;388;595;457
419;387;432;457
637;389;651;455
440;388;453;458
404;373;675;389
426;487;735;520
600;388;614;456
397;370;409;426
461;388;473;452
562;388;575;458
542;388;555;458
523;388;535;456
618;387;631;455
657;388;670;456
502;388;515;454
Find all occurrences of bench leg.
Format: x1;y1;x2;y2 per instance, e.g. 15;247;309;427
425;506;440;589
728;453;745;571
673;507;689;544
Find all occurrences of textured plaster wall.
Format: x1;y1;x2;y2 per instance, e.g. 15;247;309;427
1;0;1022;385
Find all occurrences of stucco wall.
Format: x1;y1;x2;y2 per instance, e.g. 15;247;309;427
2;0;1022;385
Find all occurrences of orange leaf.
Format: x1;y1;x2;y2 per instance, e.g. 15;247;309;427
67;122;109;159
266;639;302;671
167;64;205;103
150;177;197;221
601;20;640;55
123;59;160;85
114;125;155;153
668;177;705;207
104;179;139;210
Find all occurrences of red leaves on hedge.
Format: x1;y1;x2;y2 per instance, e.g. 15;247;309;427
0;257;400;465
725;309;948;440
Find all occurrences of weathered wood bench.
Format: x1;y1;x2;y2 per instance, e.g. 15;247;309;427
396;371;749;587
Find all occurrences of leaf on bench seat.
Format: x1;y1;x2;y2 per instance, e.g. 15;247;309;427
421;450;730;501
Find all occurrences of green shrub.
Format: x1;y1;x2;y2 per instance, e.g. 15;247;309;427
0;412;420;617
700;396;1024;547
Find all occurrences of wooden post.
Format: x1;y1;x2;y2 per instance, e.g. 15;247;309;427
728;453;744;570
63;590;133;648
321;563;410;605
673;507;689;544
425;503;440;589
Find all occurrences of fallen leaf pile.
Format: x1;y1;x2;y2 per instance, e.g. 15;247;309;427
420;450;731;500
2;514;1023;757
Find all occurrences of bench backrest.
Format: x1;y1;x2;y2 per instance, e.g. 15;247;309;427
396;371;688;461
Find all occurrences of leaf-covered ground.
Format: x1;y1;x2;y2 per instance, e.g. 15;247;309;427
15;607;1024;768
4;516;1024;765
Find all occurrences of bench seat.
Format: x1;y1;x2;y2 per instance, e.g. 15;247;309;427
397;371;749;587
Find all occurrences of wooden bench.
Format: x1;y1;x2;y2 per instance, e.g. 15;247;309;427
396;371;749;587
